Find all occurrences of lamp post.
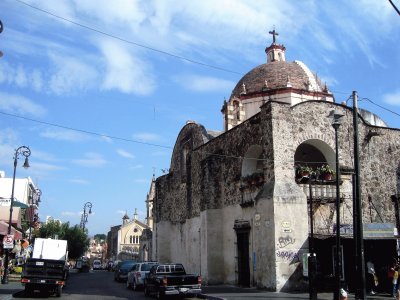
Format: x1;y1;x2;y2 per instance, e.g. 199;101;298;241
80;202;92;230
29;188;41;244
308;179;317;300
329;110;344;300
1;145;31;284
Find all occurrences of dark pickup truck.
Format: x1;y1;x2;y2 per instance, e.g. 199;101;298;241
143;263;201;299
21;258;68;297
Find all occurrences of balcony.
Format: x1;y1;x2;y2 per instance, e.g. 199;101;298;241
298;181;340;204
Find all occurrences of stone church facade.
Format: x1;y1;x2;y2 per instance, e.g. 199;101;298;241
151;33;400;291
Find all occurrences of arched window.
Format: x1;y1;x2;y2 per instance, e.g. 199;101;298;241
233;101;240;121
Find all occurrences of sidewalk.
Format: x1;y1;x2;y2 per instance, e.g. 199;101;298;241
200;285;394;300
0;280;23;300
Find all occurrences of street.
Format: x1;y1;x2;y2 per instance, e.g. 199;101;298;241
3;270;205;300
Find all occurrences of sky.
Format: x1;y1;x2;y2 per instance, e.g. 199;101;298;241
0;0;399;236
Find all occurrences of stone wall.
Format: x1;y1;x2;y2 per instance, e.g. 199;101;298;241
153;99;400;290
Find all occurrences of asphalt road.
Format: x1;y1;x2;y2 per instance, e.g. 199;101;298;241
4;270;204;300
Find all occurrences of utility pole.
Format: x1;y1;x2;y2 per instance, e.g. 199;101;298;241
353;91;366;299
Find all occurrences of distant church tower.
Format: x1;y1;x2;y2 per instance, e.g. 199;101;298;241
122;212;129;225
146;174;156;230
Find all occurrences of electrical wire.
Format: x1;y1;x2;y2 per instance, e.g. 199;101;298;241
388;0;400;16
0;110;173;149
361;97;400;117
14;0;241;75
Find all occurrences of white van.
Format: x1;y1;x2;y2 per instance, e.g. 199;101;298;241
93;260;102;270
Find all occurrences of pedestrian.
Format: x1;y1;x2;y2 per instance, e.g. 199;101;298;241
388;258;399;297
367;260;378;294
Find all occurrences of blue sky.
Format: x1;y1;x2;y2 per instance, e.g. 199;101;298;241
0;0;399;236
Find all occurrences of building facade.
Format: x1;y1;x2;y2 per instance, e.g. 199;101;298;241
151;34;399;291
107;210;148;261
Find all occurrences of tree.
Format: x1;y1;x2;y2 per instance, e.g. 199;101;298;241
94;234;106;241
33;221;89;259
64;225;89;259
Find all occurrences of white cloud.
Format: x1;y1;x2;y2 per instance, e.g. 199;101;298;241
0;92;46;117
30;162;65;172
0;62;45;91
74;0;146;27
61;211;81;217
116;149;135;159
383;91;400;106
98;39;155;95
48;52;98;95
133;132;160;142
174;75;235;92
40;128;88;142
69;178;90;185
129;164;143;170
72;152;108;168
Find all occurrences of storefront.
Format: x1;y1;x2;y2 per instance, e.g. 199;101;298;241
312;223;398;293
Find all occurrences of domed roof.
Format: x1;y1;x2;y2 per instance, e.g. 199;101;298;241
231;60;327;98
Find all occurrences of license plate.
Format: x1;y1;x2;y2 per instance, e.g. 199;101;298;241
40;280;46;283
179;288;188;292
36;262;44;266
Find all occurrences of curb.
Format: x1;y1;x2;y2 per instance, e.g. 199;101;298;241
198;294;226;300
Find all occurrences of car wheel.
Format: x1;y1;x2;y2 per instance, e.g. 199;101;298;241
156;290;164;300
55;285;62;297
126;280;130;289
25;284;34;297
144;285;149;296
133;280;137;291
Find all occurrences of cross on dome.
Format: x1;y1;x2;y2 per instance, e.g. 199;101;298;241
269;28;279;44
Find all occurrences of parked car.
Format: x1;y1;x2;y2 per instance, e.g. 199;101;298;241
92;259;102;270
126;261;159;290
143;263;201;299
114;260;136;282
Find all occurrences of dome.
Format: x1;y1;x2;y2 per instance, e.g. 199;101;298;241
231;60;328;99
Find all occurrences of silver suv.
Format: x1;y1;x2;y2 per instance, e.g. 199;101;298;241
126;261;158;291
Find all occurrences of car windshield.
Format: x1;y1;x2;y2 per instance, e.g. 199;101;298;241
142;263;157;271
121;262;135;270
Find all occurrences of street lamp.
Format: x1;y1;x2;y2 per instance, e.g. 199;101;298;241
29;188;41;244
1;145;31;284
329;110;344;300
80;202;93;230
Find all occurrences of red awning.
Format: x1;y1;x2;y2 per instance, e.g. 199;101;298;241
0;220;22;239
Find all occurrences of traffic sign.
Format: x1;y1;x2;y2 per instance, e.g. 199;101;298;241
3;234;14;249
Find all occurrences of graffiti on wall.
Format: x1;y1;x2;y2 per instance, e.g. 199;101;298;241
277;235;295;248
276;249;300;263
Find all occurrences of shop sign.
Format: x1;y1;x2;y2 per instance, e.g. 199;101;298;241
363;223;394;238
333;222;395;238
0;198;11;206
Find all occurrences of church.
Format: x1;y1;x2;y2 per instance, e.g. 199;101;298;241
150;31;400;291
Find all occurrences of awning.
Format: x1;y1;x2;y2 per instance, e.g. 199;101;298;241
0;206;22;229
0;220;22;239
312;233;398;240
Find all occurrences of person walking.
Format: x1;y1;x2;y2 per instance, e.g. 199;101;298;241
389;258;399;297
367;260;378;294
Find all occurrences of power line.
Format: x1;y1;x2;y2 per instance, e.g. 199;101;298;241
361;97;400;117
14;0;241;75
388;0;400;16
0;110;172;149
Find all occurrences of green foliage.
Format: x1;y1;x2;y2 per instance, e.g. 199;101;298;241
33;221;89;259
317;164;335;175
64;225;90;259
94;234;106;241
